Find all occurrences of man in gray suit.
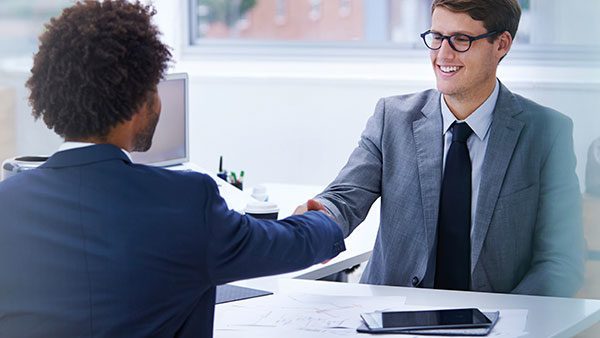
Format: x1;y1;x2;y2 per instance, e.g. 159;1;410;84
297;0;584;297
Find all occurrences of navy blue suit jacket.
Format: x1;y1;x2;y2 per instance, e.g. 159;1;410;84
0;144;345;337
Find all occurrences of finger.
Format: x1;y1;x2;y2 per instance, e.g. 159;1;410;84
292;203;308;215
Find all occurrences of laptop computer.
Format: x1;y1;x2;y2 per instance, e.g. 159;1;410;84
130;72;189;167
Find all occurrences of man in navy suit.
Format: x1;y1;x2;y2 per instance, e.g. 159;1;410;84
0;1;345;337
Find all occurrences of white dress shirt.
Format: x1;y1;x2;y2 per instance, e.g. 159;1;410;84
441;79;499;234
57;142;132;161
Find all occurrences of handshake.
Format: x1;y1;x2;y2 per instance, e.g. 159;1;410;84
293;199;333;219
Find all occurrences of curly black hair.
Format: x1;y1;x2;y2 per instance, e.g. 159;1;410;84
26;0;172;140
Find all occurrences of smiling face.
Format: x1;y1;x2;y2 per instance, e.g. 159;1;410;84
430;7;511;110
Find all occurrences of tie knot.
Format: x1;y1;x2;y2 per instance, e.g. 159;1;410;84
452;122;473;143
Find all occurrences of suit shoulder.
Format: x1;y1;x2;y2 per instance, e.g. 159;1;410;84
381;89;438;110
376;89;438;119
0;170;29;193
512;92;572;127
128;164;218;192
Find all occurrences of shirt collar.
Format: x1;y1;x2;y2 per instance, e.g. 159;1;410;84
440;79;499;141
58;142;132;161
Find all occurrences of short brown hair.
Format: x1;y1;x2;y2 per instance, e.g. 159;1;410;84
26;0;172;139
431;0;521;40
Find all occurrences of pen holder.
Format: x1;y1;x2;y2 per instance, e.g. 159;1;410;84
227;170;244;190
216;171;228;181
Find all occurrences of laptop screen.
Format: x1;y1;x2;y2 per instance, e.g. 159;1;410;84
130;73;189;167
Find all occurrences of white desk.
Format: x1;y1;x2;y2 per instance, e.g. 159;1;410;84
178;166;600;336
218;278;600;337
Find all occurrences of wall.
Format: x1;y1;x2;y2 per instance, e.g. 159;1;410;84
0;86;17;162
169;60;600;189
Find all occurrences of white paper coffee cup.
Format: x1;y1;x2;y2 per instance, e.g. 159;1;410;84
244;201;279;220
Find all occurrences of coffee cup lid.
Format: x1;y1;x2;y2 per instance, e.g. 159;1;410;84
245;201;279;214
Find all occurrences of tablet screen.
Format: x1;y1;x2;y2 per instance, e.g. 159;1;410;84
363;308;491;330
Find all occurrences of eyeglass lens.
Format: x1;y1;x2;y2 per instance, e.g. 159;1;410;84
424;32;471;52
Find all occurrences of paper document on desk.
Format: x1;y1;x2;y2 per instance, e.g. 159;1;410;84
214;293;407;336
485;308;528;337
214;294;527;338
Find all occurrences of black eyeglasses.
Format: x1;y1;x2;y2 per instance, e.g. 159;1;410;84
420;30;499;52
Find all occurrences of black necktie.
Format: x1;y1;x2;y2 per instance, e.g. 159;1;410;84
434;122;473;291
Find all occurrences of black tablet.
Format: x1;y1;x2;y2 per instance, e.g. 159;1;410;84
360;308;493;332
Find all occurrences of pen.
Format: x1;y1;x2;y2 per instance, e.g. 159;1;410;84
231;171;237;183
216;156;228;181
239;170;244;182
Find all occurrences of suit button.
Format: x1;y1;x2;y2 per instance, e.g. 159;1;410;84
412;276;419;286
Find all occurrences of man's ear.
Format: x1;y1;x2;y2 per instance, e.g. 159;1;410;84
496;31;513;60
131;97;150;121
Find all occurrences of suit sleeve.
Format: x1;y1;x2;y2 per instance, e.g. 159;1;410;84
512;117;586;297
315;99;385;237
200;176;346;286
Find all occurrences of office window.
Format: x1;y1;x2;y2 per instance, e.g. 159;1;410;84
189;0;600;50
192;0;371;42
339;0;352;18
189;0;539;45
274;0;287;25
191;0;415;43
308;0;322;22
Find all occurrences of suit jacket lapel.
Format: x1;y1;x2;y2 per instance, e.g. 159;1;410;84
471;84;525;271
413;92;444;252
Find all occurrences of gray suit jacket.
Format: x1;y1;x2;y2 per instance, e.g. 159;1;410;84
317;83;585;297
